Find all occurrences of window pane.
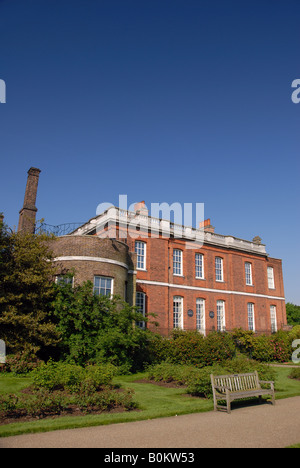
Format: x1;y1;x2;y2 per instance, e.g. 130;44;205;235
136;292;146;328
196;298;205;334
173;249;182;275
195;254;204;279
56;275;73;286
135;241;146;270
245;262;252;285
267;267;275;289
247;303;255;331
94;276;113;297
217;300;225;331
173;296;183;329
215;257;223;281
270;305;277;333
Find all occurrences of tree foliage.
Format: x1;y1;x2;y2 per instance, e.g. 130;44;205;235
52;279;153;371
0;223;60;355
286;302;300;326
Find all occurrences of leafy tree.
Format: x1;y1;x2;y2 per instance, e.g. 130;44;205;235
286;302;300;326
0;224;60;355
52;279;152;370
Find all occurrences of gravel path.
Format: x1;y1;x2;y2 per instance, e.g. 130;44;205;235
1;396;300;448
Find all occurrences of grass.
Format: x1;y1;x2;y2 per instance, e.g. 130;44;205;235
0;367;299;439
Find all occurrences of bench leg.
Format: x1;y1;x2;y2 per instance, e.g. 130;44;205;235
226;390;231;414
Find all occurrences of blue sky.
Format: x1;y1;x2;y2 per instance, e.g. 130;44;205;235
0;0;299;303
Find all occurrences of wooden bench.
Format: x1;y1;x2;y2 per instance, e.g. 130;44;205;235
211;371;275;414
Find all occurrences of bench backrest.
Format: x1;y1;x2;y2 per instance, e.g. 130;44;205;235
211;372;260;392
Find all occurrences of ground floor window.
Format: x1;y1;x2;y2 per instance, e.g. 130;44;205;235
93;276;113;297
196;298;205;335
173;296;183;329
217;300;225;331
56;275;74;286
270;305;277;333
136;292;146;328
247;302;255;331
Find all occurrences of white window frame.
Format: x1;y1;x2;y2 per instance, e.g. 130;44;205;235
247;302;255;331
93;276;114;297
270;305;277;333
196;298;206;335
267;267;275;289
173;249;183;276
215;257;223;282
217;300;226;331
136;292;146;329
195;253;204;279
245;262;253;286
135;241;146;270
173;296;184;329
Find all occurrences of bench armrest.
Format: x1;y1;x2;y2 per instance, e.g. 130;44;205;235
259;380;274;389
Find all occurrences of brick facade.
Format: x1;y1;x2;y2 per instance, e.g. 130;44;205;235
73;204;287;336
134;239;286;335
50;236;136;305
15;168;287;338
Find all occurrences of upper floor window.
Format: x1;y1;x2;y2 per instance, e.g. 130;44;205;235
215;257;223;282
267;267;275;289
173;249;183;276
247;303;255;331
136;292;146;329
195;253;204;279
245;262;253;285
135;241;146;270
94;276;113;297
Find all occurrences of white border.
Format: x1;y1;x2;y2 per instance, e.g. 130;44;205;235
53;256;129;270
136;279;285;301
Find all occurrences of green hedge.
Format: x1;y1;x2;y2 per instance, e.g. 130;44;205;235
147;357;276;398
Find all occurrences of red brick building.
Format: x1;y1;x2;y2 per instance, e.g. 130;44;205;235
72;202;287;336
17;169;287;336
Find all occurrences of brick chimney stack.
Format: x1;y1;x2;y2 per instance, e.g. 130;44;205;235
199;218;215;233
18;167;41;233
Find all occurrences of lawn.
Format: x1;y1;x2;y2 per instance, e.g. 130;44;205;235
0;367;299;438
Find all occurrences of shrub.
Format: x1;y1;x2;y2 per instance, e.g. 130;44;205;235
159;330;236;367
147;357;275;399
147;362;191;384
251;335;274;362
289;367;300;381
231;328;255;355
199;332;236;365
31;360;118;393
251;332;291;363
4;351;42;375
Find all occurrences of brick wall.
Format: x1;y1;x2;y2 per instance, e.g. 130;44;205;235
131;235;286;335
49;236;136;305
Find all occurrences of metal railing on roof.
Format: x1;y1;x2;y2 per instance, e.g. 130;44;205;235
36;222;84;237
